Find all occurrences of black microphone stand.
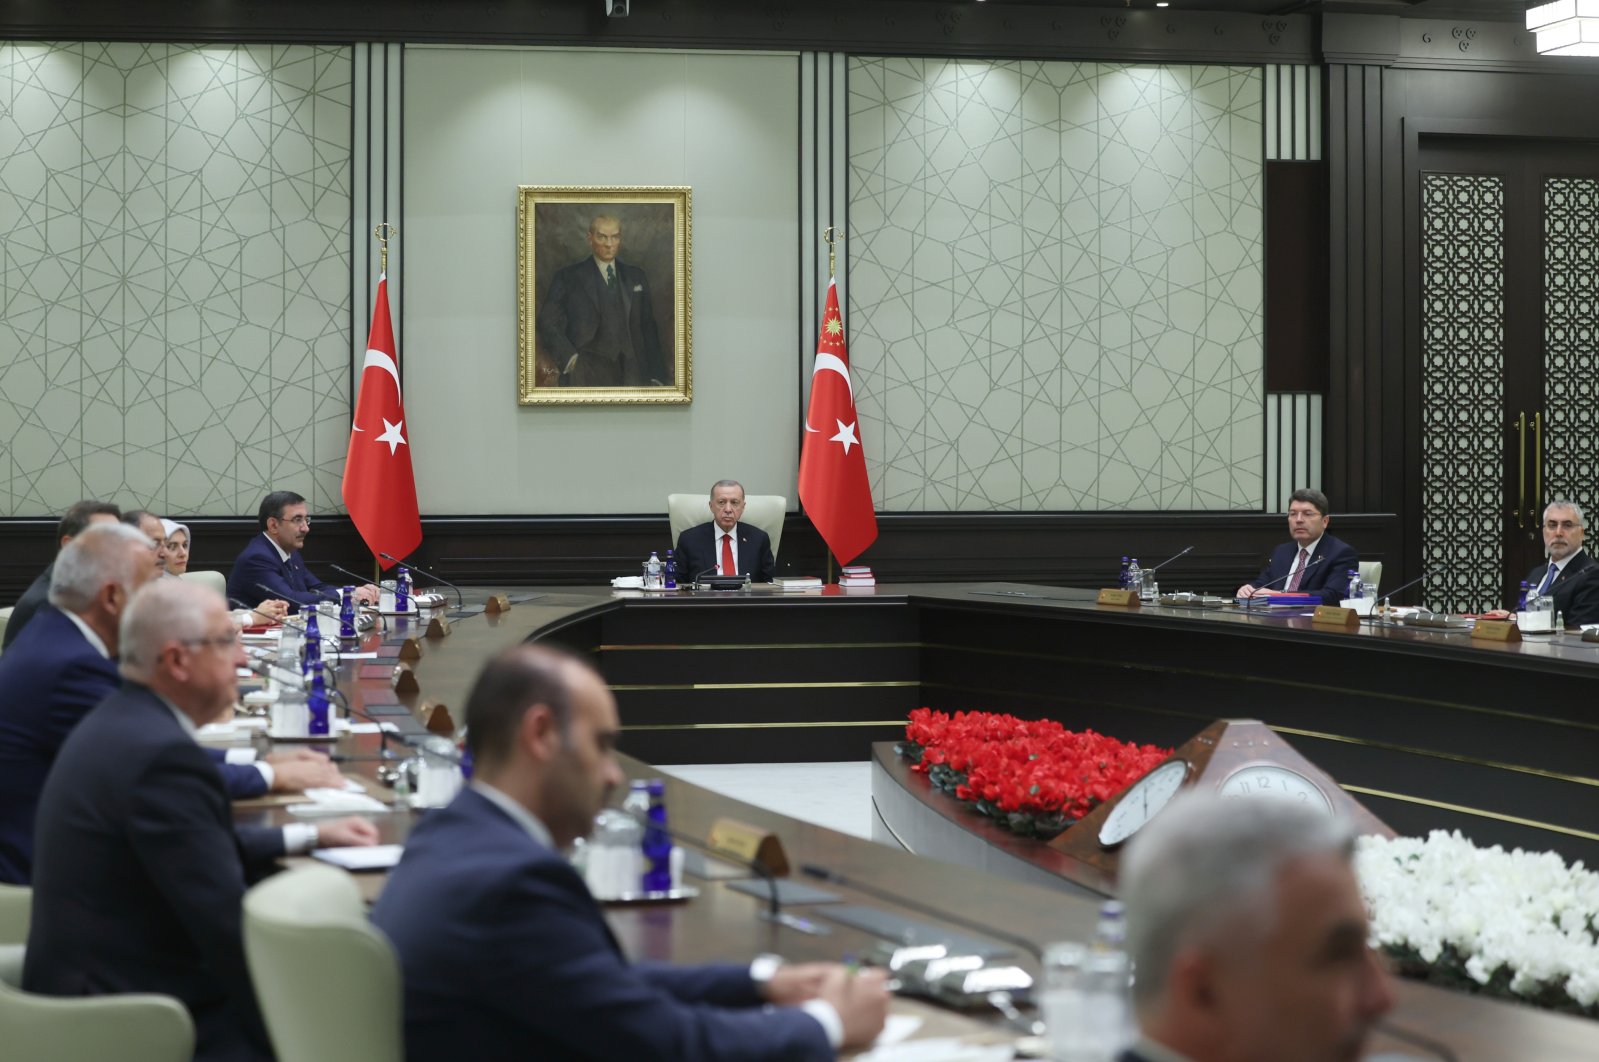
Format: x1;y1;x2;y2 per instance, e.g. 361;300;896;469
380;551;467;611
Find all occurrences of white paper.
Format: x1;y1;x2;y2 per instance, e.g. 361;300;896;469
348;721;399;734
312;844;405;871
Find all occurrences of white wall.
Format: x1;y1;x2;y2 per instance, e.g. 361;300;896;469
402;47;801;515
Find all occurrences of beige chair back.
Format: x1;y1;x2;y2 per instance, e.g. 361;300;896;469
243;863;403;1062
0;605;12;655
1358;560;1383;594
178;569;227;599
667;493;787;562
0;979;194;1062
0;881;29;945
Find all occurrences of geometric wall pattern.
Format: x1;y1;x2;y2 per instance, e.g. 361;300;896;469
1420;173;1503;615
1542;177;1599;515
0;42;352;517
847;58;1263;511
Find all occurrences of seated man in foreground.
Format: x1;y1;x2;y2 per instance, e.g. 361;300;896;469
2;498;121;649
1236;488;1358;604
372;643;888;1060
1117;793;1394;1062
24;579;377;1061
674;479;777;583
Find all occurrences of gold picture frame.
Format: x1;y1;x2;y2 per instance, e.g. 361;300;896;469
517;185;692;405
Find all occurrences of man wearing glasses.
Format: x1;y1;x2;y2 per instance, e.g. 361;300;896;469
1495;500;1599;626
228;490;379;611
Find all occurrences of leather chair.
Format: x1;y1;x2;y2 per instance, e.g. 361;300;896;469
0;606;12;655
1358;561;1383;594
243;863;403;1062
178;570;227;600
0;979;194;1062
666;493;787;563
0;882;27;986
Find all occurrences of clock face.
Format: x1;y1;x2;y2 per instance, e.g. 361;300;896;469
1098;759;1190;847
1217;763;1335;815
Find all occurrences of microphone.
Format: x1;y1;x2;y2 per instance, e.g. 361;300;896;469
1143;544;1195;574
380;552;466;610
1376;562;1449;613
1241;555;1326;609
800;863;1043;962
255;581;321;610
621;811;827;936
228;596;285;625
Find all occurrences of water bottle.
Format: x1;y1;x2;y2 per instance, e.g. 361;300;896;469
621;781;651;891
338;586;357;639
307;660;330;737
644;551;663;590
1126;558;1143;599
1346;569;1362;601
301;612;322;672
1083;900;1134;1057
395;566;411;612
587;808;642;900
642;778;673;893
664;549;677;590
1517;580;1529;611
1040;942;1091;1062
1117;556;1130;589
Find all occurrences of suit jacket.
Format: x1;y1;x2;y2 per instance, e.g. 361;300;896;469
536;256;668;387
23;681;283;1062
370;787;831;1062
227;532;337;610
675;521;777;583
2;560;53;650
1251;534;1359;605
1525;549;1599;625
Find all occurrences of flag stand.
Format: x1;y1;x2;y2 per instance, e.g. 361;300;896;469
372;222;397;586
823;226;838;588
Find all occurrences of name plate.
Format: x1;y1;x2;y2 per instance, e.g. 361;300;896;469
392;665;420;694
706;817;789;876
398;637;425;662
1312;605;1359;628
426;615;452;639
422;701;456;736
1096;588;1140;607
485;594;512;614
1471;620;1522;643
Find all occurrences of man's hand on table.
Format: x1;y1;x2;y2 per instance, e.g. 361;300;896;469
815;965;890;1050
265;748;346;792
315;817;381;848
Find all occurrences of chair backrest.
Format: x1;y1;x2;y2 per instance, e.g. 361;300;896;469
178;569;227;600
0;605;12;655
0;979;194;1062
0;881;30;945
243;863;403;1062
666;493;787;561
1358;560;1383;594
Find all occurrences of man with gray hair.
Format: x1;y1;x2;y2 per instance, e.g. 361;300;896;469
24;578;378;1061
2;497;122;649
674;479;777;582
1116;793;1393;1062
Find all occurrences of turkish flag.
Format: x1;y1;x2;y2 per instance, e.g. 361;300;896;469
342;275;422;568
799;279;877;565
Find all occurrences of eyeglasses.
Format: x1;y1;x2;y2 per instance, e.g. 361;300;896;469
1544;520;1581;532
179;632;241;652
277;515;311;527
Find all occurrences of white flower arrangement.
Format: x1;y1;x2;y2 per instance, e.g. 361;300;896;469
1355;830;1599;1016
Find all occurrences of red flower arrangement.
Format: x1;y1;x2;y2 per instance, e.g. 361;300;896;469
897;708;1172;838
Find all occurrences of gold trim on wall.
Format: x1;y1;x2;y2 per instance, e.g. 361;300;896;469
517;185;692;405
1342;784;1599;843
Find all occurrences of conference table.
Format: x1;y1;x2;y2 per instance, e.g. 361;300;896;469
227;583;1599;1058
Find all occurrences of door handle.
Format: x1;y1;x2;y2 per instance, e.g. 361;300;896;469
1515;411;1526;530
1532;410;1542;522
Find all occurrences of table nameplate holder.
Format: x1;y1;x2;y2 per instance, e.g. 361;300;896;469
1096;588;1139;607
1471;620;1521;643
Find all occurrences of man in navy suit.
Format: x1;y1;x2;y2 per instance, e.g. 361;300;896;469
1236;489;1359;605
1521;500;1598;624
2;498;121;650
535;214;669;387
227;490;379;611
371;644;888;1060
675;480;777;582
1115;794;1393;1062
24;579;378;1061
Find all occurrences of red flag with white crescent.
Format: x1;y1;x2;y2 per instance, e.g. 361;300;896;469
799;279;877;565
342;275;422;568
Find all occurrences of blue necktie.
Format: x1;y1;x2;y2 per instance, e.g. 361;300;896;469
1537;564;1558;595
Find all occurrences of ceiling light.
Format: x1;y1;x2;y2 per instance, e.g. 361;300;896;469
1528;0;1599;56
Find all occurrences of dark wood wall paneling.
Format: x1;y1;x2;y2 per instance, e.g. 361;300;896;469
1264;160;1329;393
0;511;1404;605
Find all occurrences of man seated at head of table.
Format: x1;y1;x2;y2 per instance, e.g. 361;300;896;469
674;479;778;583
372;643;889;1061
23;577;379;1062
0;524;347;885
227;489;379;611
1484;499;1599;626
1116;792;1395;1062
158;514;292;625
2;498;122;650
1235;489;1359;605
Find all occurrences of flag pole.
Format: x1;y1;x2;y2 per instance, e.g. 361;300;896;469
371;222;398;585
821;225;841;585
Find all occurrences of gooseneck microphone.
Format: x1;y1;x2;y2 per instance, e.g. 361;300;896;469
1375;562;1450;614
255;580;322;611
1241;554;1326;610
800;863;1044;962
1144;544;1195;574
380;552;466;610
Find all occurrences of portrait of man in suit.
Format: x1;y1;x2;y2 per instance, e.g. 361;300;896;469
519;189;691;404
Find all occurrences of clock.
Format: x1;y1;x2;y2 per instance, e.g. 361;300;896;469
1097;758;1190;847
1217;762;1334;815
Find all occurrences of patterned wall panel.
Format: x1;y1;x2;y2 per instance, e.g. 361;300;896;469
1420;173;1503;613
0;42;352;517
1542;177;1599;513
847;59;1264;511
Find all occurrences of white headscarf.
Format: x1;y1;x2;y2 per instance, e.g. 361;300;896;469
159;518;191;545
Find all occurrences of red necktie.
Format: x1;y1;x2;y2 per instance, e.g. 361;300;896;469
720;533;735;576
1286;548;1309;591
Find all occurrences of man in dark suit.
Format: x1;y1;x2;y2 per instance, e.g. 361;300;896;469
3;498;121;650
535;214;669;387
1236;488;1359;605
371;643;887;1060
1115;793;1393;1062
227;490;378;611
1523;500;1597;624
675;479;777;583
24;579;377;1062
0;526;347;885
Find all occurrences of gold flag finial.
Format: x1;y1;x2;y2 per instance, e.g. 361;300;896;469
822;226;843;278
373;223;398;275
